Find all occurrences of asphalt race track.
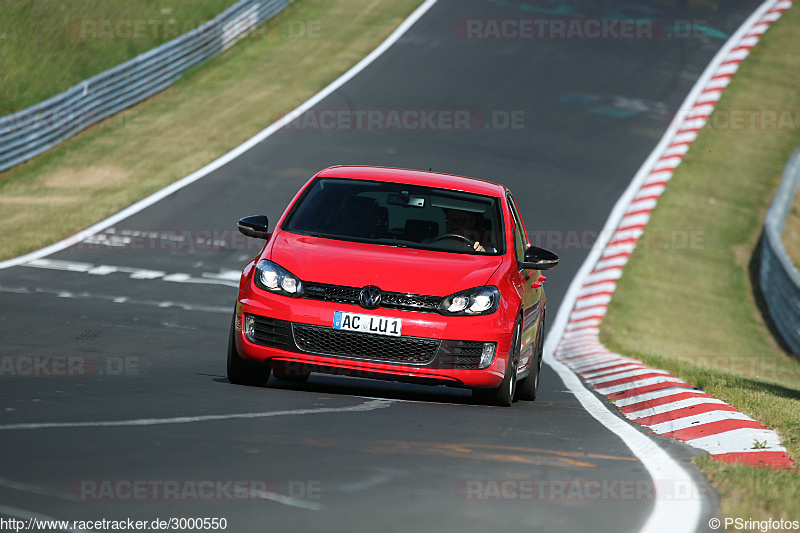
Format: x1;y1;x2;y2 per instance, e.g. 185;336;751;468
0;1;763;531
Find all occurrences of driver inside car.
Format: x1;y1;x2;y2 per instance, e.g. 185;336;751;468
442;208;495;253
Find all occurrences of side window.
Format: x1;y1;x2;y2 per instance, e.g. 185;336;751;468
507;195;527;262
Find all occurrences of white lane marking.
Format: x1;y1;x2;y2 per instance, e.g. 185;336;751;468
0;0;440;271
570;306;609;321
688;428;787;454
577;281;617;298
573;359;639;373
0;400;392;431
0;284;230;313
581;364;646;379
544;2;791;531
561;352;616;364
558;335;601;347
569;356;630;371
649;411;756;435
203;270;241;282
354;395;469;406
596;377;688;396
0;505;86;533
587;368;671;385
615;388;703;408
327;469;406;494
248;488;324;511
574;294;612;309
626;397;729;420
81;229;229;249
24;259;239;288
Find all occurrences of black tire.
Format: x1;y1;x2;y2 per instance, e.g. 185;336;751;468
473;318;520;407
227;315;269;386
517;317;544;401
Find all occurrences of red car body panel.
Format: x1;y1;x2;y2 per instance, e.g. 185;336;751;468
233;166;547;390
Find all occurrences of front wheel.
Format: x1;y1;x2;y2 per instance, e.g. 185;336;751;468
517;317;544;401
473;319;520;407
227;315;269;386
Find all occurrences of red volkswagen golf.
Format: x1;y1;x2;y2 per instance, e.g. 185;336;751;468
228;166;557;406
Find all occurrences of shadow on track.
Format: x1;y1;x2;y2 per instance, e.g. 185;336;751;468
211;373;492;406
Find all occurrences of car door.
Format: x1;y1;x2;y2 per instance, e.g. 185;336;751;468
507;194;542;375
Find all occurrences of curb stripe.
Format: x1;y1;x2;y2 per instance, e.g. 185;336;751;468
618;391;712;412
713;451;791;468
588;370;673;387
580;363;646;379
649;411;756;434
626;397;729;420
662;419;766;441
632;404;741;427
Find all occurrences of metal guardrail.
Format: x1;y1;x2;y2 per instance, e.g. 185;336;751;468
0;0;288;173
760;146;800;355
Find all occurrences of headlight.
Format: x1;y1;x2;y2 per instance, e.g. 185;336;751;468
440;286;500;316
254;260;303;297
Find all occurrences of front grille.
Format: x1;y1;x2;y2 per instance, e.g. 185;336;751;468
293;324;440;365
381;292;443;312
248;315;294;350
303;283;361;305
438;340;486;369
303;282;442;313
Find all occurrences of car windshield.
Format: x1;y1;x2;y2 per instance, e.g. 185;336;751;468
282;177;505;255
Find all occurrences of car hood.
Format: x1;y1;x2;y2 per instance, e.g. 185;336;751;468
268;232;504;296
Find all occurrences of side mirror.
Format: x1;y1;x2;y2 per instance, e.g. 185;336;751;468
518;246;559;270
237;215;271;239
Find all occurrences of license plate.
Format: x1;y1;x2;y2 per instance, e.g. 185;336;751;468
333;311;402;337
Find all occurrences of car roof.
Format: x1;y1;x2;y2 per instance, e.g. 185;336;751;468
315;166;507;197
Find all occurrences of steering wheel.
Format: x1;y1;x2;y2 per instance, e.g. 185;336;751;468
431;233;476;249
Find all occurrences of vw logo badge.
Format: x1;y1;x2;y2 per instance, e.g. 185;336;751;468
359;286;382;309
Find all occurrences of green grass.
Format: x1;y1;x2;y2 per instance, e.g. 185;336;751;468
0;1;242;113
0;0;423;260
600;3;800;520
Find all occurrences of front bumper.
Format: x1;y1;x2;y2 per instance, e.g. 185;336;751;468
234;294;515;388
